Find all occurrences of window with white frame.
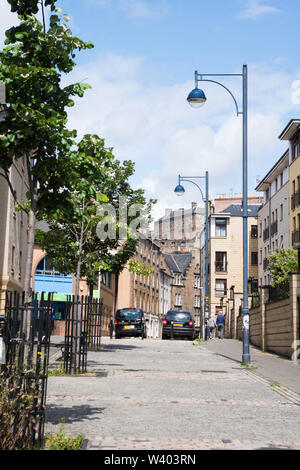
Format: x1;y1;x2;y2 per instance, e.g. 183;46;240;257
194;295;201;308
215;279;227;296
215;218;227;237
174;293;181;306
194;275;200;289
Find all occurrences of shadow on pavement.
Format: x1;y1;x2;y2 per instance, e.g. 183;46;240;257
46;404;105;425
212;352;243;365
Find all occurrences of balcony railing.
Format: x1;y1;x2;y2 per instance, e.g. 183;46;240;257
263;227;269;241
270;221;278;237
292;229;300;247
291;191;300;211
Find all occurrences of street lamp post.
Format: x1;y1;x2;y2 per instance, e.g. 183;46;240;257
187;65;250;364
174;172;210;340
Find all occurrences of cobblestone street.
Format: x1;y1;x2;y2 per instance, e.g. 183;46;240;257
46;337;300;450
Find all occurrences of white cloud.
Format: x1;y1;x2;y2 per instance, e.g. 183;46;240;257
65;53;299;225
236;0;281;19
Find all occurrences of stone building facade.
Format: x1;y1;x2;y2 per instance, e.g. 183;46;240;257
279;119;300;250
255;149;290;287
0;157;29;312
117;234;171;338
200;203;260;337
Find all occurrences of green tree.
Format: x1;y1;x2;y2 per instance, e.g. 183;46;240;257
35;134;156;298
268;248;298;289
0;0;93;318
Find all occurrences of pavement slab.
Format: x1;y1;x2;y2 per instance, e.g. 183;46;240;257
45;337;300;450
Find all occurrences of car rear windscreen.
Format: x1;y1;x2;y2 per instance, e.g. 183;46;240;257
116;309;142;320
166;311;191;322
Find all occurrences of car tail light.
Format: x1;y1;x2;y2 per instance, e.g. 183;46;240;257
115;319;118;325
163;319;167;326
189;320;193;327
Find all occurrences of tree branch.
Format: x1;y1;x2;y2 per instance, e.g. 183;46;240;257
0;170;29;214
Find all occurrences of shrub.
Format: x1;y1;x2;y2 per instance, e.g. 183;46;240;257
0;366;41;450
44;421;85;450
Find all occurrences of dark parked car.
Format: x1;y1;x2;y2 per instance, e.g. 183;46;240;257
162;310;195;340
115;308;146;339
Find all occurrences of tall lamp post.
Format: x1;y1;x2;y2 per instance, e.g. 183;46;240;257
186;65;250;364
174;172;210;340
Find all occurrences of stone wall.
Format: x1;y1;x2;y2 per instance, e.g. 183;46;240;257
235;273;300;359
265;297;292;357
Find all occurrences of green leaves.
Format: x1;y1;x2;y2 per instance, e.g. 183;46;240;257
129;259;154;276
7;0;58;16
268;248;298;288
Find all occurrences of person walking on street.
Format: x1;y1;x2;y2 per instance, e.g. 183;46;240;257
216;312;225;339
109;316;114;339
208;316;216;339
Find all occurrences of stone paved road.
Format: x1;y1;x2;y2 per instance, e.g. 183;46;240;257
45;337;300;450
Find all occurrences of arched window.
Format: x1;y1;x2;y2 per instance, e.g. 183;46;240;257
36;257;68;277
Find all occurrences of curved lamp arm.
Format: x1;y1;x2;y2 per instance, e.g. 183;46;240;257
179;177;205;202
197;79;242;117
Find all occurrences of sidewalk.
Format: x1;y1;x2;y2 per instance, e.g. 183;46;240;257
45;337;300;450
49;335;65;364
203;338;300;397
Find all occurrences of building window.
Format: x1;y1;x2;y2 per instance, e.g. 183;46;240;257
251;225;258;238
194;275;200;289
19;251;22;277
12;245;15;266
35;257;69;277
174;273;182;286
215;252;227;272
194;295;201;308
215;279;227;296
294;141;299;161
280;204;283;221
249;279;258;293
215;218;227;237
251;252;258;266
174;293;181;306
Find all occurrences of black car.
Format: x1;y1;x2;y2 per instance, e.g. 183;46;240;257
162;310;195;340
115;308;146;339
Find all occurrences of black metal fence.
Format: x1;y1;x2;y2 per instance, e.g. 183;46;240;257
63;296;103;375
0;291;53;450
0;291;103;448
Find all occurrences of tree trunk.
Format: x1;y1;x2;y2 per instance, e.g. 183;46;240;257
23;195;37;340
113;273;119;317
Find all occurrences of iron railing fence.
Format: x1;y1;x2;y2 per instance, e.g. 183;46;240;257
63;296;103;375
0;291;53;450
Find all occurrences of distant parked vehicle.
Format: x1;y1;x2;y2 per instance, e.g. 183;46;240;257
162;310;195;340
115;308;146;339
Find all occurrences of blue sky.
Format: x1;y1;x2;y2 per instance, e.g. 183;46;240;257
1;0;300;220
